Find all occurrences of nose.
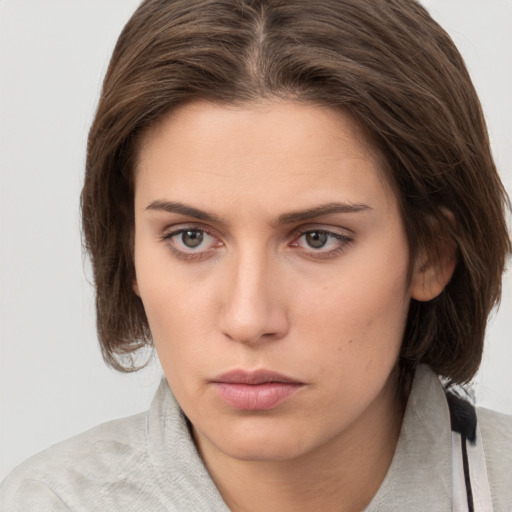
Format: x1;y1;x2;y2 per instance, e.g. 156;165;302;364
218;250;289;346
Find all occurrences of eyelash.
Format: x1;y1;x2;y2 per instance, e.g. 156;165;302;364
290;228;353;259
160;225;353;261
161;226;220;261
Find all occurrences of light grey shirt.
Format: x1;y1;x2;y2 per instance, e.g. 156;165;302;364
1;365;511;511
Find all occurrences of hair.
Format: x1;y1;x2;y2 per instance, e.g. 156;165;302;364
82;0;510;384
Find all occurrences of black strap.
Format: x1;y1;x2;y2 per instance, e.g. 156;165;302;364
447;392;477;444
447;392;477;512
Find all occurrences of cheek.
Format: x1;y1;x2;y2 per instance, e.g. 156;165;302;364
294;250;411;367
134;250;219;380
134;233;202;323
133;240;183;350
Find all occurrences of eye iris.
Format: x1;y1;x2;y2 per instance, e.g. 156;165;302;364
182;230;203;248
306;231;328;249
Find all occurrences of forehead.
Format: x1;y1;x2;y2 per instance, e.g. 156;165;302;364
134;100;396;216
138;99;381;161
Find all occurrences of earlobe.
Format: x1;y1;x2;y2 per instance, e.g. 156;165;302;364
411;241;457;302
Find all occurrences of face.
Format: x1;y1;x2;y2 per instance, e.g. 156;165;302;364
133;100;415;462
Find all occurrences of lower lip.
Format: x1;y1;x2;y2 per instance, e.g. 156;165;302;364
213;382;303;411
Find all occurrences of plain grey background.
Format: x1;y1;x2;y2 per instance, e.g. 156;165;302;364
1;0;511;481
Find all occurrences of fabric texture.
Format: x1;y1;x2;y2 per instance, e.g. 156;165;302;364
1;365;511;511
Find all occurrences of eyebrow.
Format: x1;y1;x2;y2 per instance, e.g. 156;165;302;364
146;200;224;224
275;202;372;225
145;200;372;225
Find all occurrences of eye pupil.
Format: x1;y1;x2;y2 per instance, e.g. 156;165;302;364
306;231;328;248
182;230;203;248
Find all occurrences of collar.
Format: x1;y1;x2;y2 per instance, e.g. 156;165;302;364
146;380;230;511
365;364;452;511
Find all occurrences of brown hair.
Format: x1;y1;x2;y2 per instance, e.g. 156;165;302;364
82;0;510;383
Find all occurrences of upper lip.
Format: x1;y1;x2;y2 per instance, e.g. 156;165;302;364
212;369;303;385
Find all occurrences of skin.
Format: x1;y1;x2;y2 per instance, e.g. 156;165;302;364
133;100;453;512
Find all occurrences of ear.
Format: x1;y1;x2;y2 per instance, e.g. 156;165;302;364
410;225;457;302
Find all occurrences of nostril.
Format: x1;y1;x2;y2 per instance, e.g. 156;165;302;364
217;257;289;345
219;308;289;346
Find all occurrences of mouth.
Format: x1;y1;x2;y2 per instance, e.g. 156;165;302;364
211;369;305;411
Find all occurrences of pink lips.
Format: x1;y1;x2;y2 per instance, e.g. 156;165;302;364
211;370;304;411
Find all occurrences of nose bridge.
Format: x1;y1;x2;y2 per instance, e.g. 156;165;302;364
220;244;287;344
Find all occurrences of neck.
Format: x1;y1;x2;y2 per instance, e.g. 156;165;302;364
195;371;404;512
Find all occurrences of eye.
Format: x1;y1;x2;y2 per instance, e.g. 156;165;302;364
179;229;205;248
303;231;330;249
162;227;222;259
290;229;352;257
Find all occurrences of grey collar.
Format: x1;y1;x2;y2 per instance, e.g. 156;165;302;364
365;365;452;511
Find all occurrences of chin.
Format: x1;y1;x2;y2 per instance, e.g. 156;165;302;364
220;437;307;462
197;417;317;462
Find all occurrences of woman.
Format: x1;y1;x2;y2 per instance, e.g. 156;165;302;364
1;0;510;510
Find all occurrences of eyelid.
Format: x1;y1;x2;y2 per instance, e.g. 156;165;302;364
289;224;354;258
161;222;217;239
159;222;353;261
289;223;354;240
160;223;223;260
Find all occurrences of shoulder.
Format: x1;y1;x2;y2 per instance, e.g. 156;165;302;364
477;407;512;512
0;412;160;511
